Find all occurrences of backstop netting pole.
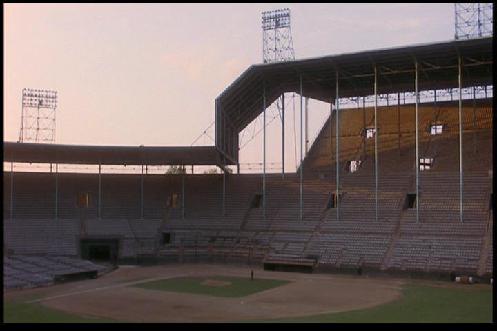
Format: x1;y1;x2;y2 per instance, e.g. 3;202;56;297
263;82;266;220
299;75;303;221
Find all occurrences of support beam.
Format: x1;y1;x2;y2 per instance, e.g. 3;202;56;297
374;65;379;222
281;93;285;178
98;163;102;219
335;71;340;222
10;162;14;220
305;97;309;156
397;92;401;156
263;82;266;220
182;174;185;220
458;56;464;223
415;61;420;224
55;163;58;220
299;75;303;221
223;164;227;216
140;164;144;220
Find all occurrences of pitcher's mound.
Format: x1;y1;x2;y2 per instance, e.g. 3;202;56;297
201;279;232;287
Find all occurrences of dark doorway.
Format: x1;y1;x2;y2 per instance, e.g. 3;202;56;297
251;194;263;208
80;238;118;264
327;193;341;209
162;232;171;245
406;193;417;209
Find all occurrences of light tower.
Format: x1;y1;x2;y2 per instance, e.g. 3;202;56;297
18;88;57;143
262;8;295;63
455;3;493;40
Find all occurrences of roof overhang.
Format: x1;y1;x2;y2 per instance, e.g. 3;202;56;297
3;142;233;166
215;37;493;163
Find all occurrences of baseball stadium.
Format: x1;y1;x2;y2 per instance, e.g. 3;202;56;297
3;4;494;323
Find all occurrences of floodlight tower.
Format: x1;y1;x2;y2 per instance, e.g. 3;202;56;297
18;88;57;143
455;3;493;40
262;8;295;63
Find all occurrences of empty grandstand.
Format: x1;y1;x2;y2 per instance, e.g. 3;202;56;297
3;36;493;290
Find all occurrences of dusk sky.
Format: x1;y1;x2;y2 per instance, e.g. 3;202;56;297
4;3;456;172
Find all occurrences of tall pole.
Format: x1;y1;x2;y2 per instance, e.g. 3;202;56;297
335;71;340;221
98;163;102;219
458;56;464;223
330;98;333;179
415;61;420;224
10;162;14;220
299;75;303;221
222;159;226;217
374;65;379;222
55;163;58;220
182;174;185;220
263;83;266;220
141;164;144;220
305;97;309;155
281;93;285;178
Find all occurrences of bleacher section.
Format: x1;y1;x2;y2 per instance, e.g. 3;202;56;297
3;99;493;281
4;255;108;289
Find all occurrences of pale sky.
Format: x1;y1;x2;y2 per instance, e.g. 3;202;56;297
4;3;456;172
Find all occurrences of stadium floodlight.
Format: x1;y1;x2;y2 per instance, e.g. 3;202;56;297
262;8;295;63
455;3;493;40
19;88;58;143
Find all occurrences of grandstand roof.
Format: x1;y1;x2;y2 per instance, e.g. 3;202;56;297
3;142;230;166
215;37;493;163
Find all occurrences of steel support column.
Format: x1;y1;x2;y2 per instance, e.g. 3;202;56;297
305;97;309;155
458;57;464;223
335;72;340;222
182;174;185;220
98;164;101;219
55;163;58;220
415;61;420;224
299;75;303;221
140;164;144;219
10;162;14;220
374;65;379;222
263;83;267;220
281;93;285;178
222;159;226;216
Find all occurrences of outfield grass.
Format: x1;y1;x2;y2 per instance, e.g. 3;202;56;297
132;275;290;297
3;301;116;323
257;284;493;323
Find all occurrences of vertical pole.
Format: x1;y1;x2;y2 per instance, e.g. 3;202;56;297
363;96;366;158
263;83;266;220
458;56;463;223
182;174;185;220
98;163;101;219
141;164;144;219
374;65;379;222
55;163;58;220
10;162;14;220
415;61;420;224
299;75;303;221
305;97;309;155
281;93;285;178
222;162;226;216
330;98;333;178
335;71;340;222
397;92;401;156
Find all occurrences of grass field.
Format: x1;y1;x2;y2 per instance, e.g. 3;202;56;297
132;275;290;297
4;282;493;323
259;284;493;323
